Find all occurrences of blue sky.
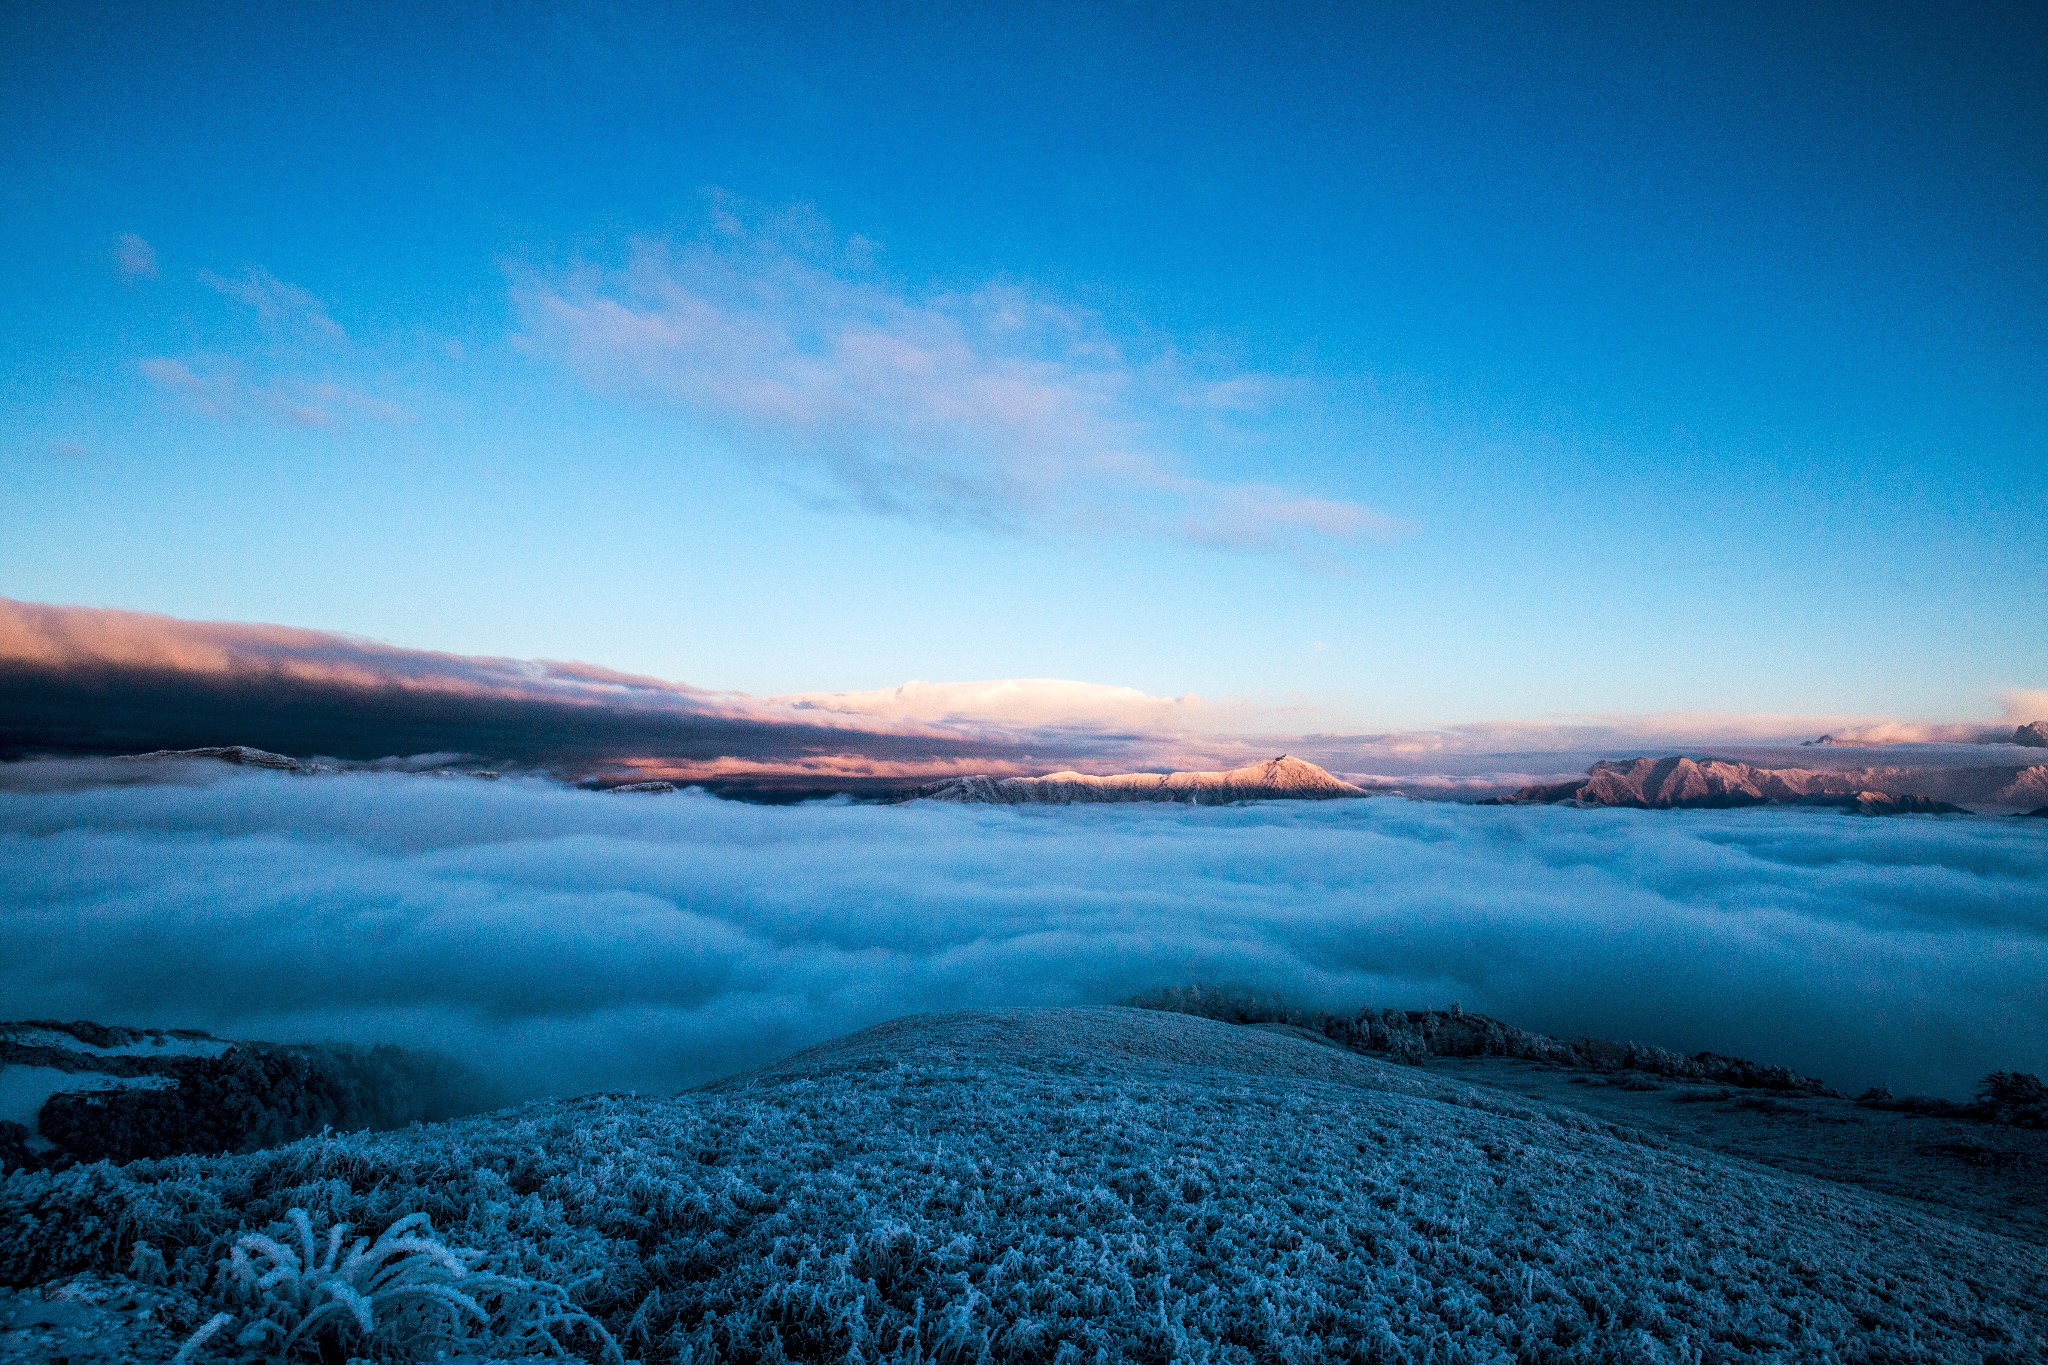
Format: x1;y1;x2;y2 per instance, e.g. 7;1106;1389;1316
2;0;2042;731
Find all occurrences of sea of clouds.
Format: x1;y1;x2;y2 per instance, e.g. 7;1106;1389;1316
3;764;2044;1100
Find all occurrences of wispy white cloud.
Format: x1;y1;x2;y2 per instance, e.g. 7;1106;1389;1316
199;265;346;342
135;263;415;428
139;356;409;428
513;206;1407;561
113;232;158;282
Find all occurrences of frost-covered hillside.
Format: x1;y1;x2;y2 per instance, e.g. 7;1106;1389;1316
4;1007;2042;1363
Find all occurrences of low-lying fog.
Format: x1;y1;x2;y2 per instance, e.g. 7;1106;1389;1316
4;765;2043;1100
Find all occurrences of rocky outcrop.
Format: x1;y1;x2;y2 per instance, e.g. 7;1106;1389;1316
1492;756;1965;814
918;756;1366;805
1989;766;2048;809
2014;721;2048;748
117;745;309;771
1496;756;1854;809
1846;792;1968;816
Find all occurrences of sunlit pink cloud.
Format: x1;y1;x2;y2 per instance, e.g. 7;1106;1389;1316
0;598;1215;764
2001;689;2048;724
1797;721;1995;745
774;678;1210;736
0;596;728;712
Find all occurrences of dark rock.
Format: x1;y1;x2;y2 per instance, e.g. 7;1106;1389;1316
2014;722;2048;748
1846;791;1967;816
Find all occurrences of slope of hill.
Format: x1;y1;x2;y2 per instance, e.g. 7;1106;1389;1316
1133;989;2048;1245
918;754;1366;804
3;1008;2041;1363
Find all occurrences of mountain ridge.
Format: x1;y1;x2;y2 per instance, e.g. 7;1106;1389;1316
915;754;1366;804
1489;755;1997;813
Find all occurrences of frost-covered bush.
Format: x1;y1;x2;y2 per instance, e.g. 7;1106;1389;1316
176;1208;617;1363
1132;986;1837;1093
1854;1071;2048;1128
1976;1071;2048;1128
33;1042;495;1166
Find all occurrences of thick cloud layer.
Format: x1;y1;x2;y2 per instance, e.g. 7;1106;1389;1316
2;767;2042;1101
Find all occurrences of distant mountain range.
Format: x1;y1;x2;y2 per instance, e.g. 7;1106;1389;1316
1491;755;2048;814
30;745;2048;815
917;755;1366;804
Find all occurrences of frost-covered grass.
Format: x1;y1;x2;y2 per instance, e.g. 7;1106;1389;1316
5;1008;2043;1363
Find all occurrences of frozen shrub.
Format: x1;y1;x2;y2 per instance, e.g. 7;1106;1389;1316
1853;1072;2048;1128
34;1043;496;1166
175;1207;618;1364
0;1120;33;1174
1130;986;1835;1093
1975;1071;2048;1128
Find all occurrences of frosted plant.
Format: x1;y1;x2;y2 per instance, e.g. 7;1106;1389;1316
174;1207;618;1363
